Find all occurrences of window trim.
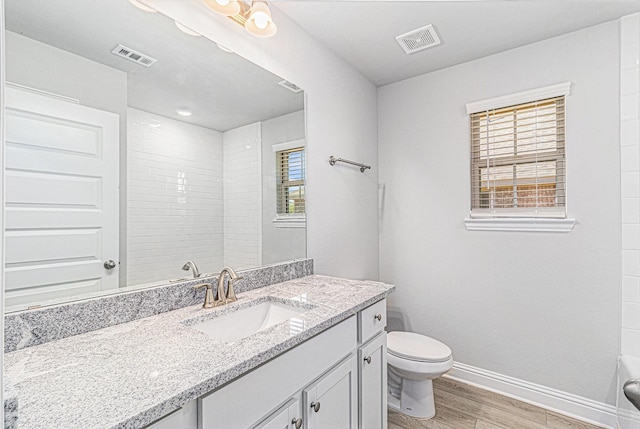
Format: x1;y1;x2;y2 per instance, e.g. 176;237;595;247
463;217;576;232
465;82;573;232
273;139;306;228
465;82;571;115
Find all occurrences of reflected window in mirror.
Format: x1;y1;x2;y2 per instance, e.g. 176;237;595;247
273;139;306;228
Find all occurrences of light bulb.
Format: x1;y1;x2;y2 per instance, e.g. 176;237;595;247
253;11;269;30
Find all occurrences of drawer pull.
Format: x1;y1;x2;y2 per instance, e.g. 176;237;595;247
374;314;382;321
292;417;303;429
310;401;321;412
364;356;372;364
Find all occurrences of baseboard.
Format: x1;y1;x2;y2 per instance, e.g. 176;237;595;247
445;361;617;429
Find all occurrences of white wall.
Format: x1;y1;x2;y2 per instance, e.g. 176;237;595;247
150;0;380;280
378;20;621;408
127;108;224;285
261;111;306;265
223;122;262;269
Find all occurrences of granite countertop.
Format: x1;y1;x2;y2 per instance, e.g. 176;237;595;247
4;275;394;429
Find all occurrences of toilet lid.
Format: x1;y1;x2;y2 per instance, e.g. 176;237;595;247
387;331;452;363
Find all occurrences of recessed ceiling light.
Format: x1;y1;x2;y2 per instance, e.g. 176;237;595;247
128;0;156;13
175;21;201;37
176;109;192;117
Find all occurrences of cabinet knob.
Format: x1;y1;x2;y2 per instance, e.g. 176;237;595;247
374;314;382;321
310;401;321;412
292;417;303;429
364;356;372;364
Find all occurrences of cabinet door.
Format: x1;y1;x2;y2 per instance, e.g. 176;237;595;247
359;332;387;429
255;398;303;429
304;355;358;429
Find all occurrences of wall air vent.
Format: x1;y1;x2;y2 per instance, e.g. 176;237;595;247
111;44;157;67
278;80;303;93
395;24;441;55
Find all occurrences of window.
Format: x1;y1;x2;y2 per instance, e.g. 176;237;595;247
276;146;305;221
465;83;575;232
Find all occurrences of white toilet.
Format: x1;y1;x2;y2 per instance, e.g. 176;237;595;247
387;331;453;419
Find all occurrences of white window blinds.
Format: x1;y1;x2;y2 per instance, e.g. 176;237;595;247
469;95;566;218
276;147;305;216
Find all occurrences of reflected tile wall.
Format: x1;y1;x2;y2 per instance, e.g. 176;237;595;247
621;13;640;357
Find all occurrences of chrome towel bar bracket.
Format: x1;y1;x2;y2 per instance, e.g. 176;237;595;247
329;156;371;173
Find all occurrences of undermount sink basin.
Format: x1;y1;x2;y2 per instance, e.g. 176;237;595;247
190;300;309;343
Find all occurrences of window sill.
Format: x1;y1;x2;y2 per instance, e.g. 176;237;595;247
273;217;306;228
464;217;576;232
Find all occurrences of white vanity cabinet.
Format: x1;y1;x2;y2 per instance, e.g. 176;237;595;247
145;298;388;429
358;300;388;429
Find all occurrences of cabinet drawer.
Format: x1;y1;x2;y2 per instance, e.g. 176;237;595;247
358;299;386;344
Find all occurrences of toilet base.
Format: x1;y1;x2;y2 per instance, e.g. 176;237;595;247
387;378;435;419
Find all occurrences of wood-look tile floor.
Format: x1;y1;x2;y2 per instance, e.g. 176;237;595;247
388;378;603;429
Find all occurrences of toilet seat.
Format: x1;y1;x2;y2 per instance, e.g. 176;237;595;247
388;331;452;363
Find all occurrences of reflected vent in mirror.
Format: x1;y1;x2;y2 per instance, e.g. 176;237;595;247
278;80;303;93
111;44;157;67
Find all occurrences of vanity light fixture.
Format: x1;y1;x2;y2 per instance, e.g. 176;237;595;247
245;1;277;37
204;0;277;38
128;0;156;13
176;109;192;117
204;0;241;17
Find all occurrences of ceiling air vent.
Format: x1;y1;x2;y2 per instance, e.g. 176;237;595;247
278;80;303;93
395;24;441;55
111;44;157;67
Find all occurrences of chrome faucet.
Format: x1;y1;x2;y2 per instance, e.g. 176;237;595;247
182;260;201;279
217;267;243;304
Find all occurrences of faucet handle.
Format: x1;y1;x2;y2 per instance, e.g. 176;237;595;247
192;282;210;290
226;276;243;303
192;283;218;308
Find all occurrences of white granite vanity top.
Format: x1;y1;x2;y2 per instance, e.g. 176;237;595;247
4;275;394;429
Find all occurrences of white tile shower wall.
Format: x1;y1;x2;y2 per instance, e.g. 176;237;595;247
126;108;224;286
223;122;262;269
621;14;640;358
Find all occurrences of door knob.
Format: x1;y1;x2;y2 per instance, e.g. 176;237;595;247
104;260;117;270
310;401;320;412
291;417;303;429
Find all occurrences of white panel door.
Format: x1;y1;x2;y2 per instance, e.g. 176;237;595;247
4;86;119;307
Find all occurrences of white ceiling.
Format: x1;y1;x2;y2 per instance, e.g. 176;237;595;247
4;0;304;132
276;0;640;86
